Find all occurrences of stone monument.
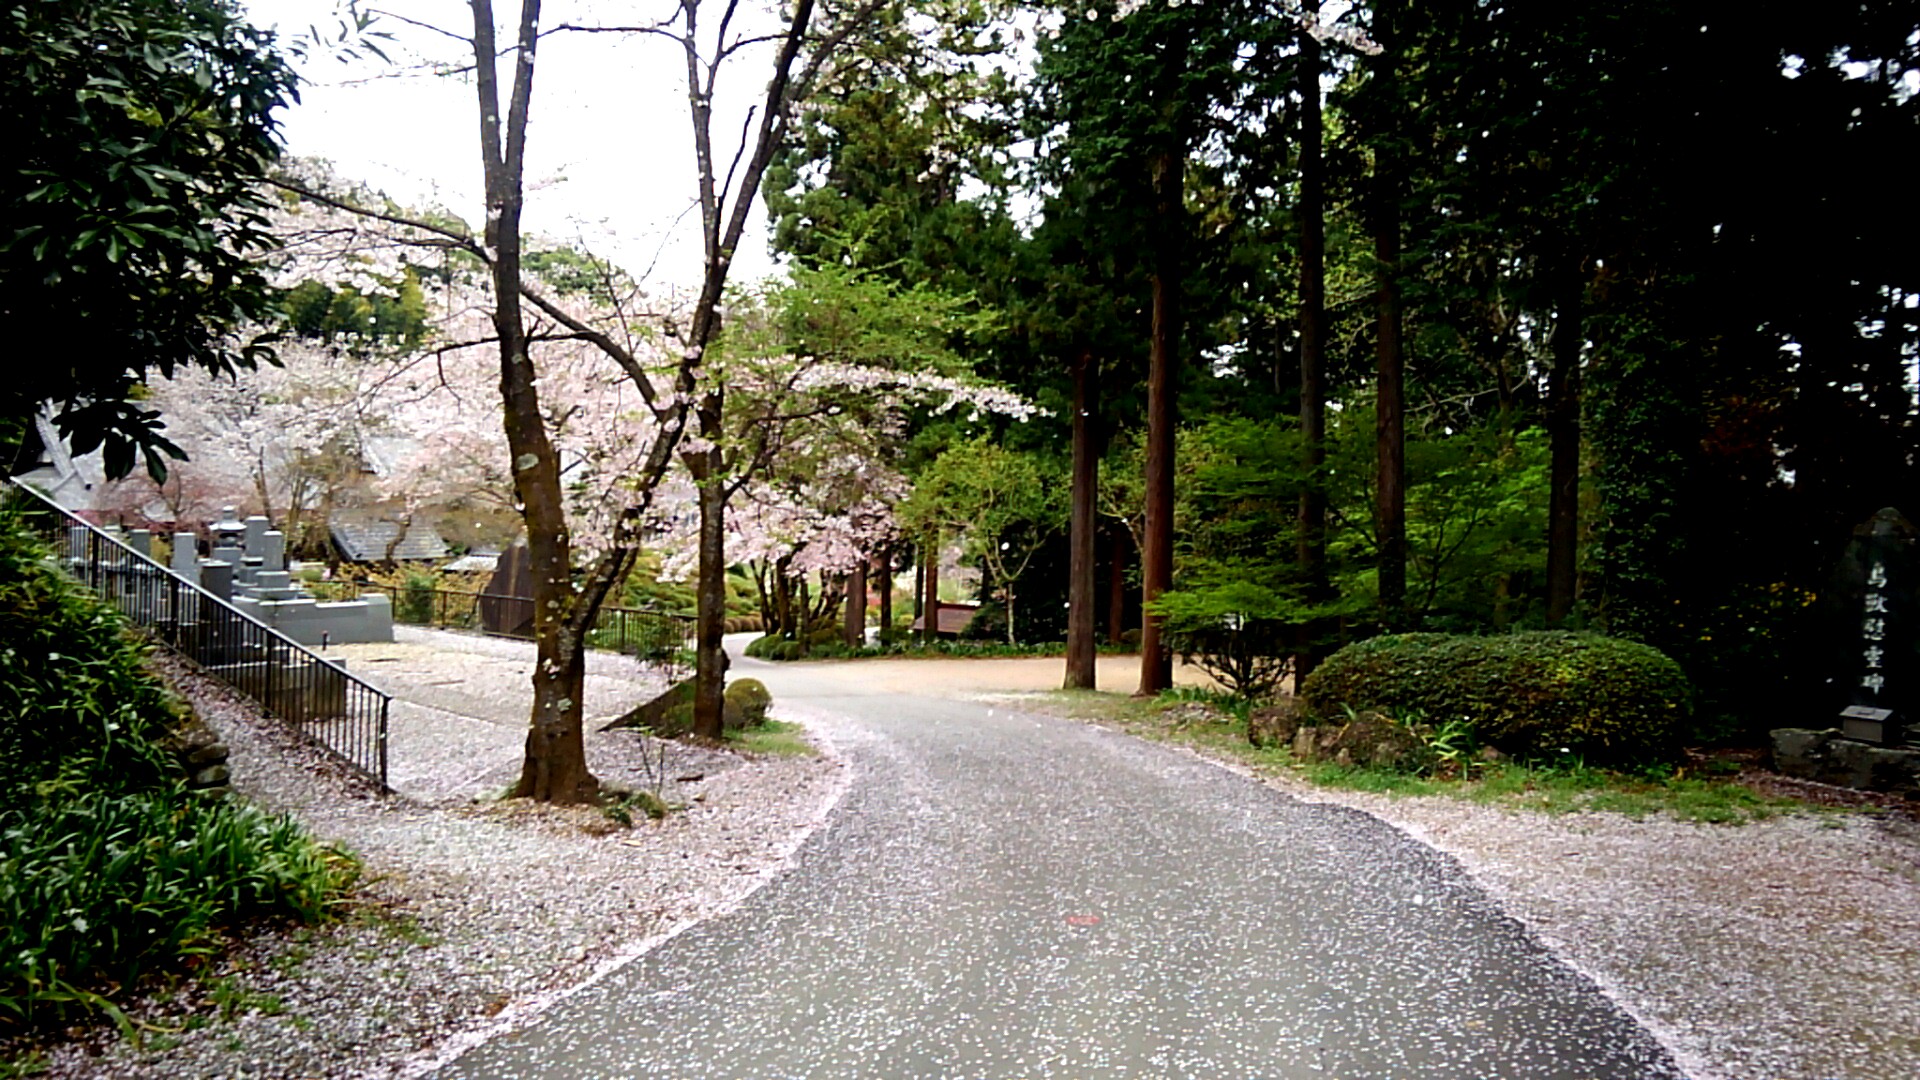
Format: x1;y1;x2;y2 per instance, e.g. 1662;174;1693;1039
1771;507;1920;799
1824;507;1916;745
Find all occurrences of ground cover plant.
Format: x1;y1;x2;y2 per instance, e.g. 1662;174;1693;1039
0;508;357;1037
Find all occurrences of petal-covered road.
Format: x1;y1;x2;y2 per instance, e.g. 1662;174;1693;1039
438;651;1681;1079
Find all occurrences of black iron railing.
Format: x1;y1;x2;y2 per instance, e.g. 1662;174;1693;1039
361;581;696;681
7;480;391;791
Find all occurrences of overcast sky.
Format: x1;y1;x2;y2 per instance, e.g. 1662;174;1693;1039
244;1;786;293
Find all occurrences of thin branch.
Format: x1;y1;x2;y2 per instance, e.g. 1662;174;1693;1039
268;178;486;257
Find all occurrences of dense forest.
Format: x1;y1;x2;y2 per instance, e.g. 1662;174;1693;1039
760;0;1919;742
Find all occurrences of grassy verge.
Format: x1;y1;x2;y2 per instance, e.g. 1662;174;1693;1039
725;720;816;758
1037;689;1829;825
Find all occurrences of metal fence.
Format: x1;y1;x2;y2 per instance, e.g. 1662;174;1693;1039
7;481;391;791
361;581;697;681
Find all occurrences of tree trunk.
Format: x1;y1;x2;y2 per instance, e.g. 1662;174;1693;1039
690;400;728;740
844;559;866;647
797;572;812;655
911;550;924;634
1065;349;1099;689
1295;22;1329;682
1546;259;1583;627
921;531;940;644
1108;525;1128;646
1373;140;1406;627
877;543;893;643
776;556;797;636
468;0;597;803
1138;148;1182;697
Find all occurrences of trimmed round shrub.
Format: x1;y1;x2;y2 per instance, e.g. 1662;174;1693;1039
744;633;804;661
724;678;773;730
1300;631;1692;764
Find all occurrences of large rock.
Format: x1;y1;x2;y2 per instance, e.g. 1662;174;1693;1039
1291;710;1422;770
1771;727;1920;798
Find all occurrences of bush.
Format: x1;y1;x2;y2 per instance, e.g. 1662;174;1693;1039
398;571;437;624
723;679;772;730
744;634;804;661
0;507;357;1027
1300;631;1692;764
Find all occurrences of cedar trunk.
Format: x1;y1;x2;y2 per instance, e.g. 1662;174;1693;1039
1373;153;1406;625
1065;350;1099;689
1295;25;1329;681
1138;148;1182;696
921;532;941;643
877;543;893;643
844;559;866;647
1546;263;1584;626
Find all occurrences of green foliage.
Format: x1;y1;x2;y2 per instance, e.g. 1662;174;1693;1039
744;634;806;662
0;510;356;1028
396;572;437;625
1;0;299;480
281;271;430;351
722;679;773;730
899;437;1066;643
1;507;178;794
619;551;698;614
1301;632;1692;765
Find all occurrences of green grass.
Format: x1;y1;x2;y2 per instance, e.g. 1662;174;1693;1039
1037;689;1826;825
726;720;816;758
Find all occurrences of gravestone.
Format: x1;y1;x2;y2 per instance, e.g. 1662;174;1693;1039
1824;507;1918;745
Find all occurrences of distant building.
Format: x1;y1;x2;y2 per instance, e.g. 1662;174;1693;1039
8;412;107;516
910;603;980;638
328;511;450;563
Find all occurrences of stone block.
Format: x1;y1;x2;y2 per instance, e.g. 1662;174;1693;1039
261;531;286;572
251;595;393;646
199;559;233;601
127;529;151;557
1771;727;1920;798
244;516;270;558
172;532;199;579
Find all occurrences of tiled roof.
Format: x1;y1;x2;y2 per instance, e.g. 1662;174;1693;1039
329;515;449;562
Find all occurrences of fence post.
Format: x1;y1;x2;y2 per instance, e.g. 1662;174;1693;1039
378;696;390;792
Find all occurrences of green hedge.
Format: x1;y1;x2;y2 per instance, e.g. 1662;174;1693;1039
1300;631;1692;764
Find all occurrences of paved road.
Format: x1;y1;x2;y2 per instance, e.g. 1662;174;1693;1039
439;652;1683;1080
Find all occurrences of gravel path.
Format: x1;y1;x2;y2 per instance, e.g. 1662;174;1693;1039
38;630;846;1080
1267;780;1920;1080
439;656;1686;1079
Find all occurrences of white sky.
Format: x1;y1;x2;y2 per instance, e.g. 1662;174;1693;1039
244;1;786;292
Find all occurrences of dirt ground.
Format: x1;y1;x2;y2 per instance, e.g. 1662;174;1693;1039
773;649;1228;696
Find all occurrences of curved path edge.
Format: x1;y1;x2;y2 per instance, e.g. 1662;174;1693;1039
395;706;856;1079
1058;727;1713;1080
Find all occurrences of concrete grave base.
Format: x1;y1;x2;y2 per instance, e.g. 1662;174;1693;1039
1771;727;1920;799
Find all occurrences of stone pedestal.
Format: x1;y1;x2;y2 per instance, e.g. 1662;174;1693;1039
1772;727;1920;799
199;560;233;602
